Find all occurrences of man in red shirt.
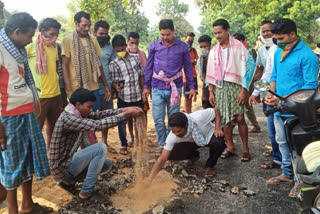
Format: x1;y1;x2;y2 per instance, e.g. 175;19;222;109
183;32;198;113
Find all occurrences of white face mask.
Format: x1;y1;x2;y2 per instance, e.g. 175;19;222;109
264;38;274;47
200;48;210;56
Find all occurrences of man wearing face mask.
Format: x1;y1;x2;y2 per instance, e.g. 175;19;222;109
93;20;117;153
264;18;318;197
109;35;144;155
196;34;213;109
183;32;198;113
27;18;63;149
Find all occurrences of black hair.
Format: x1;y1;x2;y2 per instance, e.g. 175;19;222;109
212;18;229;30
317;43;320;48
159;19;174;31
232;32;245;42
185;32;195;37
74;11;90;23
261;20;272;26
271;18;297;34
39;18;61;32
128;32;140;40
168;112;188;128
111;34;126;48
69;88;96;105
198;34;212;43
5;12;37;36
94;20;110;31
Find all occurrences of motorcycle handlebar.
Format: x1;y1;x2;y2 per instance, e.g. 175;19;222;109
265;107;279;116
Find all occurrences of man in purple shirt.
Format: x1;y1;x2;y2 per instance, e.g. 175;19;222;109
142;19;196;149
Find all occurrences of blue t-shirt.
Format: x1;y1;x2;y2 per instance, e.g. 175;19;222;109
269;39;319;116
99;44;116;95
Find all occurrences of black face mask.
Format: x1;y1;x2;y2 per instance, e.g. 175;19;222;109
272;37;277;45
97;35;110;47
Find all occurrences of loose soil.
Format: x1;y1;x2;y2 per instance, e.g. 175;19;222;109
0;81;302;213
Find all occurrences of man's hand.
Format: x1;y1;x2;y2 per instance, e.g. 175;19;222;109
214;128;224;137
253;66;263;81
237;88;246;105
142;88;150;103
66;88;73;98
264;92;280;106
209;93;215;106
104;86;111;101
188;89;197;102
0;121;6;152
122;107;144;117
248;95;257;105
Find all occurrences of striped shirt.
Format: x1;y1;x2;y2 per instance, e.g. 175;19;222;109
49;109;127;181
109;53;144;102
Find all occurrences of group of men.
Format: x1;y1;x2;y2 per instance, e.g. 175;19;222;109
0;7;319;214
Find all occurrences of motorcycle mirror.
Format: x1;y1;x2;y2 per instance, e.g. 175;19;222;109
254;80;270;92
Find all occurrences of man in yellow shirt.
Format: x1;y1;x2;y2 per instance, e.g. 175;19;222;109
27;17;63;149
61;11;111;111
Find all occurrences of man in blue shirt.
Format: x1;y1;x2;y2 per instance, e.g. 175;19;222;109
265;18;319;197
93;20;116;153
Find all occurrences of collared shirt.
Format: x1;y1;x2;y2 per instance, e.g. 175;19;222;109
270;39;318;97
109;53;144;102
144;38;195;90
61;32;102;91
256;44;270;69
252;45;278;97
164;108;216;151
99;44;115;95
49;109;126;181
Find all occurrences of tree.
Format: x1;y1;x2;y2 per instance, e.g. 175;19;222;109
156;0;194;39
196;0;320;47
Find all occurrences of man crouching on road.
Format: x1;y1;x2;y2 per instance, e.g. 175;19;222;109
149;107;226;180
49;88;143;200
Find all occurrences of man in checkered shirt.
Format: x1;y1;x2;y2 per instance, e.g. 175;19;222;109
109;34;145;155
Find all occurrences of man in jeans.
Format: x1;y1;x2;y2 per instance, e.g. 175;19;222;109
264;18;318;197
143;19;196;150
49;88;143;199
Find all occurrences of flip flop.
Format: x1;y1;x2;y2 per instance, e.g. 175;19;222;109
260;161;280;169
57;182;78;195
19;203;53;214
241;152;251;162
289;185;298;198
220;149;236;159
267;176;293;184
119;147;128;155
204;168;216;178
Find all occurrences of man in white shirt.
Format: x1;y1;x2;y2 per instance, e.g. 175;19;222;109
148;108;225;180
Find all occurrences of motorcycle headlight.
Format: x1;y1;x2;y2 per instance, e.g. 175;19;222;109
314;192;320;210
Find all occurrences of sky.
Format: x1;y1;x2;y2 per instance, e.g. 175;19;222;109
3;0;204;31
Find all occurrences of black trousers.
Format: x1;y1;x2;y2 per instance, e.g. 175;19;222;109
168;134;226;168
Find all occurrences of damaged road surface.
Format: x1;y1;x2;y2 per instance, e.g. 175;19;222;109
56;104;301;214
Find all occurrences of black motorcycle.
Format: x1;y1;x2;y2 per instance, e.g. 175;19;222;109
255;81;320;214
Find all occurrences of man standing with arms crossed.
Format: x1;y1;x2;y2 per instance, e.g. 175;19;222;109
143;19;196;151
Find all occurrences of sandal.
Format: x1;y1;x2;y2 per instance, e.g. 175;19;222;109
119;147;128;155
263;150;272;157
220;149;236;159
57;182;78;195
107;146;117;154
183;156;200;167
127;140;134;148
248;127;261;133
289;185;298;198
19;203;53;214
204;168;216;178
267;175;293;184
260;161;280;169
240;152;251;162
79;191;105;201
